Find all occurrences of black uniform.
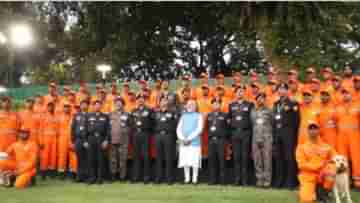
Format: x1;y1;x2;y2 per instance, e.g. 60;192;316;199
229;100;254;185
71;111;89;182
273;97;300;188
131;106;154;183
86;112;111;184
154;109;179;184
207;111;229;185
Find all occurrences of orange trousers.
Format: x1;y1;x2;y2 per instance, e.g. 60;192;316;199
0;160;36;189
57;135;69;172
0;134;17;152
337;129;360;187
298;163;336;203
319;128;337;150
68;150;78;173
40;136;57;171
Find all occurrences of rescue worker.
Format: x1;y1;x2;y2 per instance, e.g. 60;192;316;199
288;79;303;104
120;82;131;106
0;97;19;152
296;123;336;203
298;89;320;145
131;94;154;183
86;100;111;184
228;85;254;185
124;92;137;113
57;103;73;179
321;67;334;93
193;73;214;100
18;98;40;145
197;85;213;157
109;97;132;181
250;93;273;188
39;102;59;179
33;94;46;114
215;74;232;100
177;75;193;103
0;128;38;189
273;83;300;189
76;82;89;106
207;98;229;185
247;82;261;103
318;90;337;149
331;76;344;105
150;79;162;109
44;82;59;106
352;76;360;101
154;96;178;184
303;67;317;90
71;100;89;182
336;88;360;188
342;66;354;90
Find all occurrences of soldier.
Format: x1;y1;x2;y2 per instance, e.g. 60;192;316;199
131;94;154;183
109;97;132;181
154;96;179;184
228;85;254;185
71;100;89;182
86;100;111;184
273;83;300;189
250;92;273;188
207;98;229;185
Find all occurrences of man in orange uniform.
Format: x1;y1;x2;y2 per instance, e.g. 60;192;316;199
296;123;336;203
215;74;233;100
124;92;137;113
44;83;59;106
149;79;162;109
298;89;320;145
214;86;230;113
342;66;354;90
0;128;38;189
288;79;303;104
197;85;213;157
121;82;131;105
177;75;193;102
193;73;214;100
330;76;344;105
33;94;46;114
265;79;279;109
39;102;59;179
247;82;261;103
320;67;334;93
0;97;19;152
352;76;360;101
318;90;337;149
309;78;321;106
76;83;89;106
288;69;304;92
57;103;73;179
18;98;40;144
335;88;360;188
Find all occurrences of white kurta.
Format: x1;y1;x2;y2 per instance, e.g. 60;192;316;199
176;113;204;168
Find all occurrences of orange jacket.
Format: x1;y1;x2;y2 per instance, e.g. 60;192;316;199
296;139;336;181
335;101;360;134
124;100;137;113
318;102;337;147
0;111;20;151
342;77;354;90
18;109;40;144
197;97;213;114
58;113;72;139
6;140;38;174
38;112;59;145
298;103;320;145
192;86;215;100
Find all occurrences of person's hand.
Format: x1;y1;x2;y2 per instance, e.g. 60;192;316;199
83;142;89;149
101;141;109;150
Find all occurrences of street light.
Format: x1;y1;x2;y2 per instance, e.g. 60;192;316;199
96;64;112;85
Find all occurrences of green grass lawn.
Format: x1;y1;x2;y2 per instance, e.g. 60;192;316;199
1;180;360;203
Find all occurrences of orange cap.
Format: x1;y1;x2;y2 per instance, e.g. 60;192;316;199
288;69;298;75
302;88;313;95
306;67;316;74
311;78;321;84
251;82;260;88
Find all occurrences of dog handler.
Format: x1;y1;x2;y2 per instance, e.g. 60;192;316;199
296;122;336;203
0;128;38;189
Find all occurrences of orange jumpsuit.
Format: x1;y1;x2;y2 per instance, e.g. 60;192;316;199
296;139;336;203
318;102;337;149
298;103;320;145
18;110;40;144
0;140;38;189
342;77;354;90
0;111;19;152
335;101;360;187
149;88;162;109
197;96;212;157
57;112;73;173
331;89;343;106
39;112;59;171
192;86;215;100
33;102;46;114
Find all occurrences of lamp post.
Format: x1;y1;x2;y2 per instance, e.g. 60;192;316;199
96;64;112;85
0;24;33;96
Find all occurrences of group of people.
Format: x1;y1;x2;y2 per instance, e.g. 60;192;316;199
0;66;359;203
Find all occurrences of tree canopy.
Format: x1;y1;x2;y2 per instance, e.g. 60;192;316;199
0;2;360;86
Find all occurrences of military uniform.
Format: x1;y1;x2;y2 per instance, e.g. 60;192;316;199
207;111;229;185
86;112;111;184
154;109;179;184
131;106;154;183
110;110;132;180
250;105;273;187
228;100;254;185
71;111;89;182
273;97;300;188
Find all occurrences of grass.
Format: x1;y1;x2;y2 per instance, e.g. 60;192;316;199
1;179;360;203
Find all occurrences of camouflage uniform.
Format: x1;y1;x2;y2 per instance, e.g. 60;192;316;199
110;110;132;180
250;106;273;187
